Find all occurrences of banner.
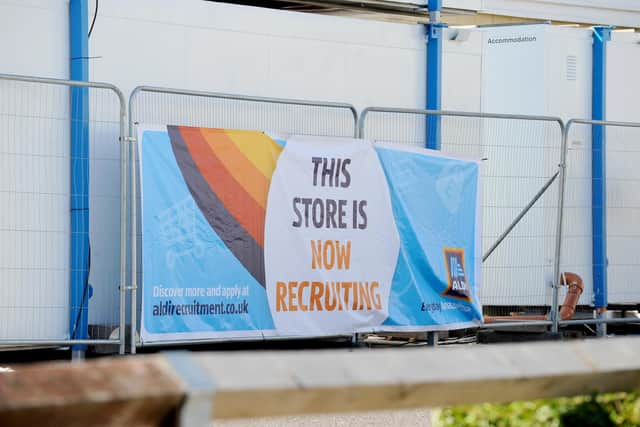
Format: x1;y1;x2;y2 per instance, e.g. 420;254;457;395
138;125;482;343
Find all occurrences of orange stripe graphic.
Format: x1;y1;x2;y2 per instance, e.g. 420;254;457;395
178;126;265;246
199;128;271;209
222;129;283;179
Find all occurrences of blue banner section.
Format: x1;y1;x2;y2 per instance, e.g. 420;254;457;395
375;146;482;329
138;127;481;343
140;130;274;341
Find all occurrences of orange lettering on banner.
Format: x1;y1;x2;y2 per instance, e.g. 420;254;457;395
298;281;309;312
311;240;322;270
352;282;360;310
310;240;352;270
310;281;324;311
335;282;343;310
371;281;382;310
336;241;351;269
358;282;372;310
343;282;352;308
275;280;383;312
288;281;298;312
276;282;287;312
325;283;337;311
323;241;335;270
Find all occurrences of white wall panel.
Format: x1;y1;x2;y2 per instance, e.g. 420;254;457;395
0;0;68;78
89;0;425;112
605;31;640;304
0;0;70;338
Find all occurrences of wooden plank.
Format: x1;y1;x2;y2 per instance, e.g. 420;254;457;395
1;337;640;425
198;337;640;419
0;355;185;427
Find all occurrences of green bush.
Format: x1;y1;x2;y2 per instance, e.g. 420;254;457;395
434;392;640;427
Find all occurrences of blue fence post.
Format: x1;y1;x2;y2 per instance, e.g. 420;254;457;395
425;0;445;347
69;0;90;358
426;0;446;150
592;26;612;335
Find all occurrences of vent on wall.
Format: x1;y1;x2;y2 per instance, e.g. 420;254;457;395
566;55;577;81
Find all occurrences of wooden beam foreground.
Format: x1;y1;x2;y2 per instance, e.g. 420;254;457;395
1;337;640;426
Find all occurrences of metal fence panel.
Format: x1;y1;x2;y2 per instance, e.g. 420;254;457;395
0;74;126;352
359;108;564;319
559;121;593;310
129;87;358;138
562;120;640;308
128;86;358;350
605;123;640;305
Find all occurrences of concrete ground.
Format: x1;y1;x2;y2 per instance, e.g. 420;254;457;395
215;409;433;426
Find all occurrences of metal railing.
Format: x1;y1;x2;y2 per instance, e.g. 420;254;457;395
0;73;127;354
359;107;566;327
129;86;358;138
127;86;359;352
4;73;640;351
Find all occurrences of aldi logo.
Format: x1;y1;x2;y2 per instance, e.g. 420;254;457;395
442;248;472;302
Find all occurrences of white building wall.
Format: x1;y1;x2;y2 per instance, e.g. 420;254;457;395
607;32;640;122
0;0;68;77
89;0;426;112
0;0;70;339
442;28;483;112
478;25;551;307
605;31;640;304
544;26;594;307
442;24;596;307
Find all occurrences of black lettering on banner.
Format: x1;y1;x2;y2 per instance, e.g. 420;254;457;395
291;157;368;230
151;300;250;317
311;157;322;186
341;159;351;188
292;197;302;227
312;198;324;228
358;200;368;230
338;199;347;229
301;198;312;227
352;200;358;229
322;157;335;186
312;157;353;188
326;199;337;228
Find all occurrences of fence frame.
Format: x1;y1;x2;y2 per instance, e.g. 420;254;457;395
558;118;640;334
5;76;640;352
128;85;359;353
0;73;128;354
359;106;567;331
